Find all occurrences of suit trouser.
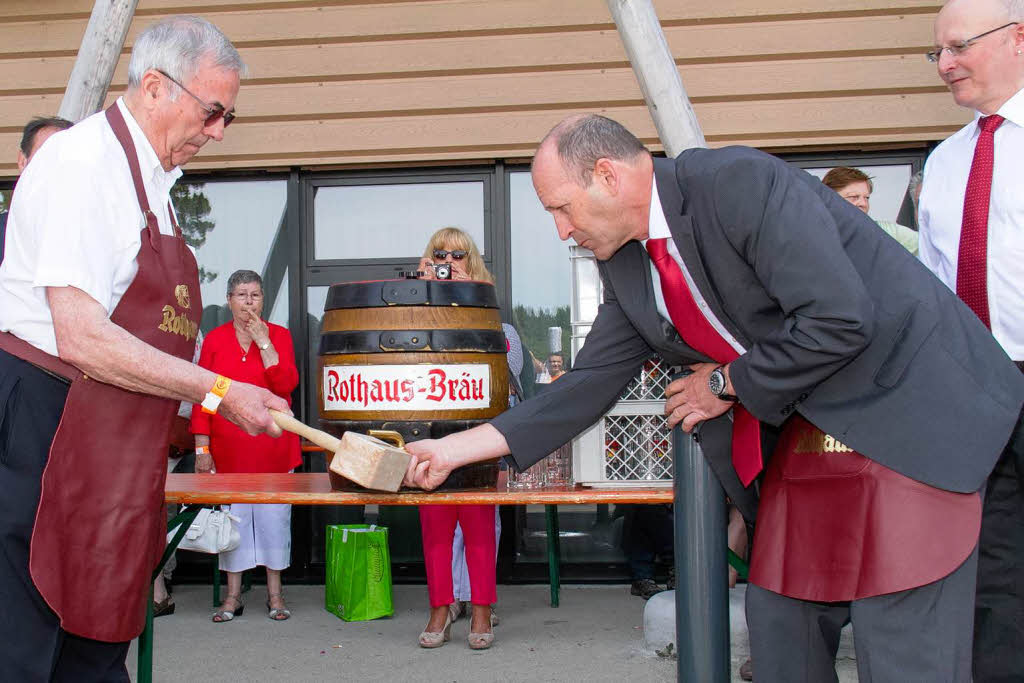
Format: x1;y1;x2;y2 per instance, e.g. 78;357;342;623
746;545;978;683
622;504;674;581
0;352;130;682
974;407;1024;683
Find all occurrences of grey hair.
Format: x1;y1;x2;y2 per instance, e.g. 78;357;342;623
538;114;648;186
127;15;247;97
907;170;924;210
1001;0;1024;21
226;269;262;296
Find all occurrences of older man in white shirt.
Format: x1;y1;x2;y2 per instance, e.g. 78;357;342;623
919;1;1024;680
0;15;288;682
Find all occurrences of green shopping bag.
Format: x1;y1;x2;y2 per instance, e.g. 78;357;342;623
325;524;393;621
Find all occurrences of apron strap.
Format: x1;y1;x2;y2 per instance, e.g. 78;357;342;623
0;331;76;383
104;104;183;245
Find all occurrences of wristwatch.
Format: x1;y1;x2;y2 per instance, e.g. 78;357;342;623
258;340;270;351
708;364;738;402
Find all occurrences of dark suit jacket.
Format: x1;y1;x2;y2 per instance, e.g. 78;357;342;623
492;148;1024;520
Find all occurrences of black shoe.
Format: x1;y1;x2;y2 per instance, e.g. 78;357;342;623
630;579;665;600
666;566;675;591
152;597;176;618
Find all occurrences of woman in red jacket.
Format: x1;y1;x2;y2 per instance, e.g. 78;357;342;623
191;270;302;623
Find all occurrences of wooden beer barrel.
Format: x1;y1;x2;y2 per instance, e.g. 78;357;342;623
318;278;508;490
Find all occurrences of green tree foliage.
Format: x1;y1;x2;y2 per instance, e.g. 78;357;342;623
171;182;217;284
512;304;572;370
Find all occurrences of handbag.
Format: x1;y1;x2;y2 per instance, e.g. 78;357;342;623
169;507;241;554
325;524;393;621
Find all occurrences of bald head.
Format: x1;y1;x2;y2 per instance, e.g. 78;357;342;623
934;0;1024;113
531;115;653;260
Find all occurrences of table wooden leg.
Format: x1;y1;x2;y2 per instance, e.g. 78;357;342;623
545;504;561;607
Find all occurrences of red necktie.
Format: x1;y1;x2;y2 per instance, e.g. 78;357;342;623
646;237;763;486
956;114;1004;328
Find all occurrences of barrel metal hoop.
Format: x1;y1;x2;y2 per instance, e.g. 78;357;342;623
321;419;487;443
325;280;499;310
319;329;507;354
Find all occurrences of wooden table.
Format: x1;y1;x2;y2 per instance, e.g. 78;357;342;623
165;472;674;506
139;473;674;682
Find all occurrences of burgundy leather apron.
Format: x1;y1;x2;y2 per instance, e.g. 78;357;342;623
5;104;201;642
748;414;981;602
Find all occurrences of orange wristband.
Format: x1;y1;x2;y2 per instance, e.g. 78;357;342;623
200;375;231;415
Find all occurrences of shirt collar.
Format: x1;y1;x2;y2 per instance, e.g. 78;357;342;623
115;97;183;198
969;86;1024;137
645;171;672;243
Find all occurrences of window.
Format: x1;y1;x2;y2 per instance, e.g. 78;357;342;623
176;178;291;333
312;180;485;261
509;170;572;391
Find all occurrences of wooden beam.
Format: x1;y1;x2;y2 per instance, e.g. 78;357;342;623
58;0;137;122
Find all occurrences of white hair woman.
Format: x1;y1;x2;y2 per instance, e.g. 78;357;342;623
192;270;301;622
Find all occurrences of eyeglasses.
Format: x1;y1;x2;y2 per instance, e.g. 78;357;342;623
432;249;468;260
926;22;1019;62
156;69;236;128
231;291;263;302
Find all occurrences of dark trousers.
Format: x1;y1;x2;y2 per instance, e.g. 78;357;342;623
0;352;130;682
746;545;978;683
622;504;673;580
974;408;1024;683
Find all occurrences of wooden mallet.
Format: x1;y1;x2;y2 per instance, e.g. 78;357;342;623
269;410;412;493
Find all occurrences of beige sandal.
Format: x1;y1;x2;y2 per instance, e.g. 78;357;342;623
212;594;244;623
468;608;494;649
419;611;452;648
468;631;494;650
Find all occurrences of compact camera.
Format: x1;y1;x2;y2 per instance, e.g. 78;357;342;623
432;263;452;280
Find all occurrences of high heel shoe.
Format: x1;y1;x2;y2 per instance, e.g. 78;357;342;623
418;611;452;648
468;608;494;650
467;630;494;650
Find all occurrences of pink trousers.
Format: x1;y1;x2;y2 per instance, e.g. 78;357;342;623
419;504;497;607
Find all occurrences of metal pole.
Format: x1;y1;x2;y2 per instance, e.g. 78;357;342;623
605;0;707;156
673;423;729;682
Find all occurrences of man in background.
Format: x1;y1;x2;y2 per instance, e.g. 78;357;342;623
0;116;73;264
920;1;1024;679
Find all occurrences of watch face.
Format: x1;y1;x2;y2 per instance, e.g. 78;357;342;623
709;369;726;396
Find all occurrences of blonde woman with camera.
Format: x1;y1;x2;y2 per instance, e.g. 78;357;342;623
415;227;521;651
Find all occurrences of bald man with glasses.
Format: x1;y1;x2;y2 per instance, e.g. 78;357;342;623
919;1;1024;680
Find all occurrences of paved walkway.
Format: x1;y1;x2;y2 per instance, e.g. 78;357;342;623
129;583;856;682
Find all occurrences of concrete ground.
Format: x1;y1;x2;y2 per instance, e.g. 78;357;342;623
129;583;856;682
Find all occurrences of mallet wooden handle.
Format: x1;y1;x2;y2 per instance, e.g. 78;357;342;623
270;410;340;452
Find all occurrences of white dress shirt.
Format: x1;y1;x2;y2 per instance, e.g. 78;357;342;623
643;175;746;356
0;98;182;356
919;87;1024;360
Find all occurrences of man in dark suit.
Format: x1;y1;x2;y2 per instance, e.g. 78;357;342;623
405;114;1024;680
0;116;73;264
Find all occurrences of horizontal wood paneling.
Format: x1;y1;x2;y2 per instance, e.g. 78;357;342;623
0;15;938;92
0;0;958;177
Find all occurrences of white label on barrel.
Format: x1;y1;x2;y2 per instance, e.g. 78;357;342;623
323;364;491;411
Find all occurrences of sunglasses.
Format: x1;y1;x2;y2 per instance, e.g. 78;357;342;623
432;249;467;260
156;69;236;129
